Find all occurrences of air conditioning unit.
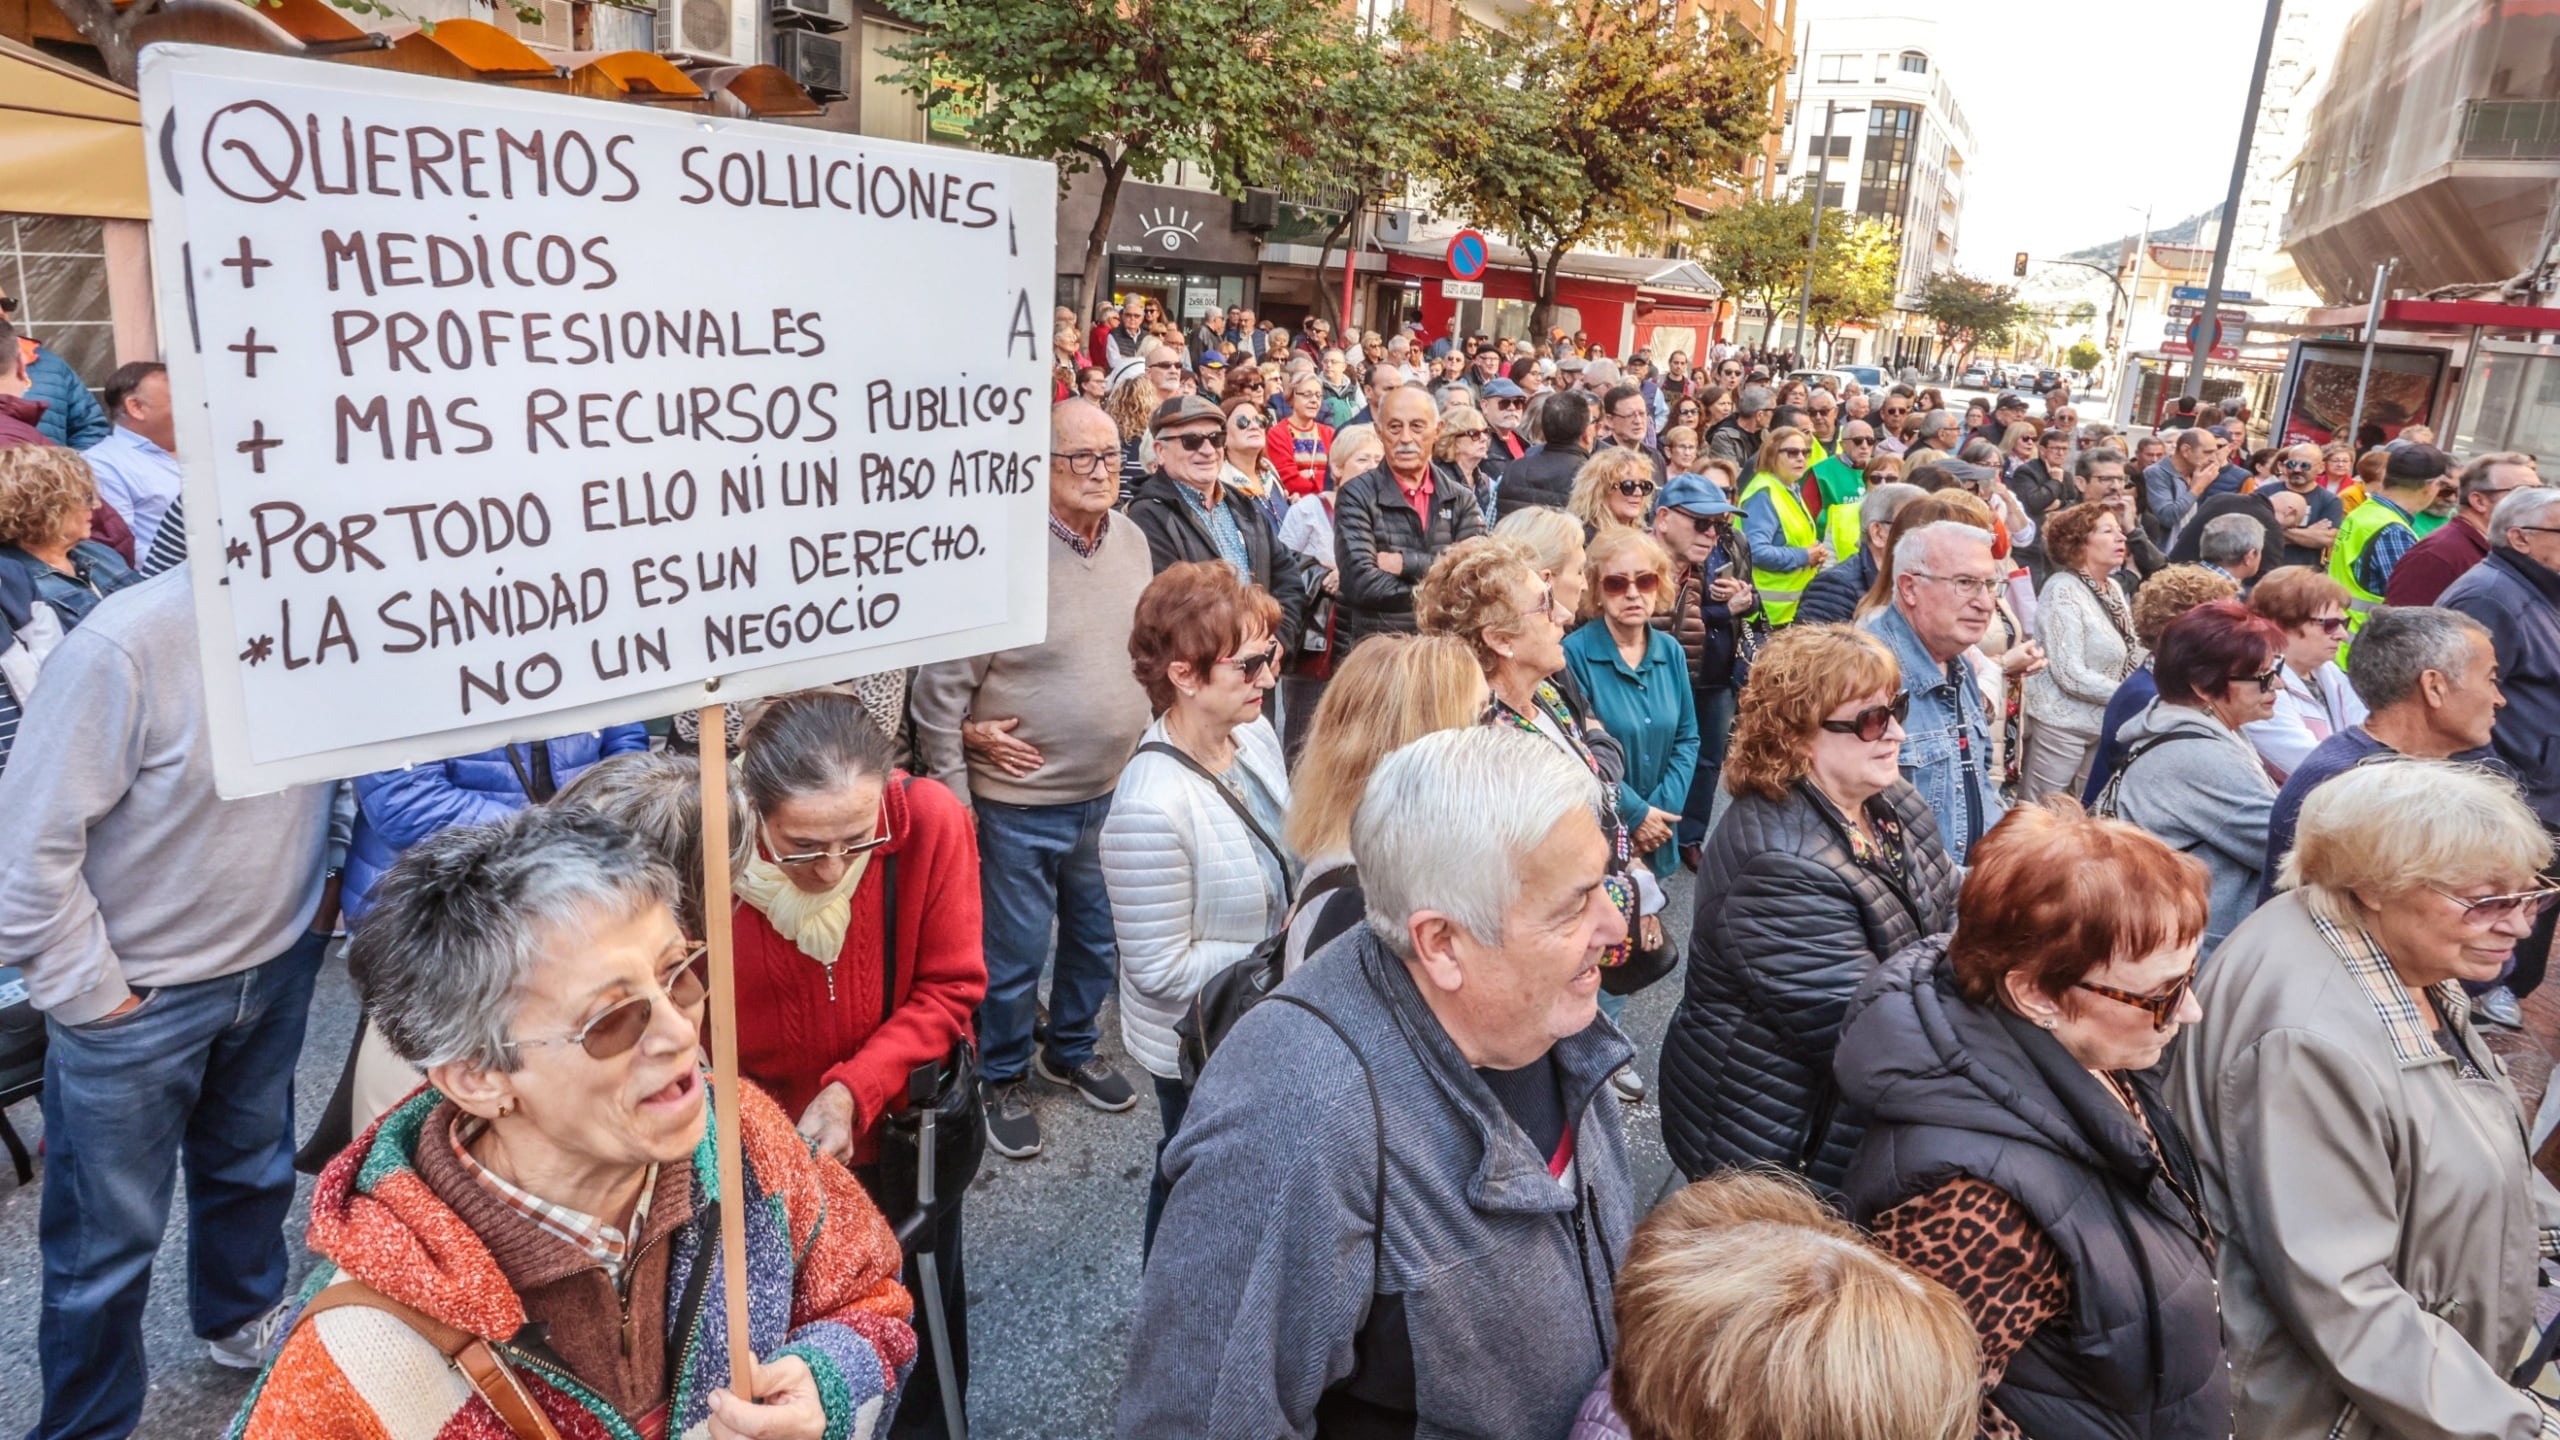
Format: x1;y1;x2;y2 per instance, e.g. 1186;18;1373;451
774;28;847;101
1234;188;1280;233
770;0;846;33
1374;208;1416;245
656;0;751;66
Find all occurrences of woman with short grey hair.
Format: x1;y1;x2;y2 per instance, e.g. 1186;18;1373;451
2172;760;2560;1440
240;805;915;1439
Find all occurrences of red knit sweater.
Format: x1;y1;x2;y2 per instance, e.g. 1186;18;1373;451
731;772;985;1163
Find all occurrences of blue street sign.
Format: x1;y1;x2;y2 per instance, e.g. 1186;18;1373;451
2171;285;2256;304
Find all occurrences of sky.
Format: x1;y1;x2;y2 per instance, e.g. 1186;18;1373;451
1792;0;2352;276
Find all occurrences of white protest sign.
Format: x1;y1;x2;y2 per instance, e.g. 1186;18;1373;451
138;46;1057;796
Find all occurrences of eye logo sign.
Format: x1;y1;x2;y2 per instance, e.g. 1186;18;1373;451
1137;207;1204;253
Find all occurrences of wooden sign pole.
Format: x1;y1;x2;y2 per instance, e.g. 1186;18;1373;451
698;703;757;1400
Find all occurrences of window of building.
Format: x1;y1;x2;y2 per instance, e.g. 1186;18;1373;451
857;20;929;144
0;214;113;396
1816;52;1855;82
1900;51;1929;74
1857;103;1919;222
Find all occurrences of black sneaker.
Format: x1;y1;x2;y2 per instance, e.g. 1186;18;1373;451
1034;1051;1140;1113
983;1078;1042;1159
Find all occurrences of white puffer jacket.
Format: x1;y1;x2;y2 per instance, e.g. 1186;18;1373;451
1101;715;1293;1080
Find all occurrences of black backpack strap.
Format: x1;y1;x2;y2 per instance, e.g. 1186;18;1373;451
1136;741;1292;900
1265;995;1387;1292
879;786;903;1027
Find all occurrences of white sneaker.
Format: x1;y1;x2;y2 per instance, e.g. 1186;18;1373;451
2479;986;2527;1030
208;1302;289;1370
1610;1067;1646;1105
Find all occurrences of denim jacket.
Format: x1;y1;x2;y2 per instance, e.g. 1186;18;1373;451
1863;603;2004;862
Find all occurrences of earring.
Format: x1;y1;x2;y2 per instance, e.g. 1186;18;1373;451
495;1098;516;1119
2038;1018;2058;1031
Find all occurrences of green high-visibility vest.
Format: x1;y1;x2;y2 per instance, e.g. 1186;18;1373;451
1823;494;1864;566
2328;497;2413;660
1741;471;1819;624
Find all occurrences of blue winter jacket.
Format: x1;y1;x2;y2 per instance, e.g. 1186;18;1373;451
26;345;107;449
341;727;651;919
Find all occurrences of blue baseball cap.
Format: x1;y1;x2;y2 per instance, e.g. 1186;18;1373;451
1659;473;1739;518
1481;378;1528;400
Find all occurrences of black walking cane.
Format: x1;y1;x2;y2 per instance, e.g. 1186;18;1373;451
895;1060;967;1440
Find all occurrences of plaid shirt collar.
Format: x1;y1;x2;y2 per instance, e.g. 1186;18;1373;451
2304;906;2479;1074
1049;509;1109;559
451;1113;655;1284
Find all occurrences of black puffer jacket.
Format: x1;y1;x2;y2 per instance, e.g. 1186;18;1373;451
1332;463;1486;655
1657;778;1956;1190
1838;940;2229;1440
1492;445;1588;519
1126;470;1308;651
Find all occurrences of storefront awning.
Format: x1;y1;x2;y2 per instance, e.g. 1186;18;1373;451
1378;239;1722;297
0;37;149;220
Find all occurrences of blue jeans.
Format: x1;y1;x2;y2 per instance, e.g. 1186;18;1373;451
1142;1075;1193;1261
35;928;327;1440
973;795;1119;1085
1678;687;1738;849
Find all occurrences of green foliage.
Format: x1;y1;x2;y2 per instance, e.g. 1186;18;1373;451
1806;213;1898;346
1421;0;1783;335
2067;300;2098;327
882;0;1348;301
1917;271;2029;371
2067;340;2104;373
1690;191;1811;345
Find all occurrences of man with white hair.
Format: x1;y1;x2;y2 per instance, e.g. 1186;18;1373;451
2440;485;2560;1016
1863;521;2015;861
1119;726;1635;1440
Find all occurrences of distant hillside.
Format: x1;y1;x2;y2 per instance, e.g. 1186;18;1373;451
2063;204;2224;265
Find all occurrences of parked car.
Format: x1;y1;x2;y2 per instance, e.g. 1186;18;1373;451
1960;363;1992;388
2035;367;2063;393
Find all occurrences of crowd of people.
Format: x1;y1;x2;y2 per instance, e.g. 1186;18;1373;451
4;289;2560;1440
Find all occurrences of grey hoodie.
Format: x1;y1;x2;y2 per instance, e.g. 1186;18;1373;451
2107;698;2274;952
1118;925;1635;1439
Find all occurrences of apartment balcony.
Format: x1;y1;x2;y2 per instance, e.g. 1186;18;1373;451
2460;99;2560;160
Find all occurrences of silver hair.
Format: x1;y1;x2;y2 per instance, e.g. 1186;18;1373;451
1352;727;1604;958
2488;485;2560;550
348;806;679;1072
1919;408;1954;438
2345;605;2491;710
1584;359;1622;386
1736;384;1775;417
1860;482;1926;531
2198;513;2264;567
2282;759;2552;911
555;751;712;939
2458;452;2536;508
1892;520;1995;582
2072;445;2127;480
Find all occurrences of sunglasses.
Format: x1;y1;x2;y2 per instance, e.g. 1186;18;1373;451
1818;690;1910;742
1600;571;1663;598
2314;616;2349;637
1147;360;1184;371
507;942;710;1060
1775;447;1810;459
2240;661;2285;692
2282;460;2315;473
2075;969;2197;1032
1229;414;1266;430
1164;431;1223;452
1613;479;1659;499
1219;641;1283;681
2429;883;2560;925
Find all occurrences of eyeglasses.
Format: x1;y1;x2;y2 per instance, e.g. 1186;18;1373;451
1611;408;1646;422
1600;571;1663;598
1164;431;1223;453
1910;571;2002;600
1147;360;1184;372
1818;690;1911;742
1775;447;1810;459
506;942;710;1060
2314;616;2349;637
2428;882;2560;925
766;821;894;869
2074;969;2197;1032
1613;479;1659;498
1219;641;1283;681
1052;449;1117;475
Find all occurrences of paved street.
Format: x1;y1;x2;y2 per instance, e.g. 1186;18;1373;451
0;875;1693;1439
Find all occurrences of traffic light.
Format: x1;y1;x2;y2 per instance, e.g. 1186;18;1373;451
2014;252;2029;278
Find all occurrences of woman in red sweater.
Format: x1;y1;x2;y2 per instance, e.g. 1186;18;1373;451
733;691;985;1440
1266;374;1336;498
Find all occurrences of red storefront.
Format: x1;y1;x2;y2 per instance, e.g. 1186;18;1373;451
1379;243;1723;356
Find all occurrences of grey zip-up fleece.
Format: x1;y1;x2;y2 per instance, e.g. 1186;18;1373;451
1117;925;1636;1439
2108;697;2275;953
0;567;330;1022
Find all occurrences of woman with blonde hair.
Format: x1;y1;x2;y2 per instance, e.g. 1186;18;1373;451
1277;632;1485;973
1567;446;1660;539
1658;623;1960;1189
1569;1171;1980;1440
1494;502;1592;620
1432;403;1496;524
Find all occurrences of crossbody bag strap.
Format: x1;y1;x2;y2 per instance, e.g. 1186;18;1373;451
1136;741;1291;900
879;779;904;1028
296;1282;565;1440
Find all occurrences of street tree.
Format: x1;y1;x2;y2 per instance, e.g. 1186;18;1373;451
1805;213;1899;356
2067;340;2103;374
887;0;1345;320
1425;0;1783;339
1690;191;1813;348
1918;272;2029;375
1266;19;1502;332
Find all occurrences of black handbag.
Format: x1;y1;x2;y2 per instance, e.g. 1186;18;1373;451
857;827;984;1249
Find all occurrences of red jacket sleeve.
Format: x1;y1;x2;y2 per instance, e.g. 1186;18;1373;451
823;777;988;1132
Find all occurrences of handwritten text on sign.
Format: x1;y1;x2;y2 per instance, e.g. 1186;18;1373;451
139;48;1056;794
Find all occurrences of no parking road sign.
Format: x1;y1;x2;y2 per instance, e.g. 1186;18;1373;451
1446;229;1490;281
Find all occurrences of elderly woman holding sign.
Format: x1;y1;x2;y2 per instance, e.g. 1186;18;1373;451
238;805;916;1440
